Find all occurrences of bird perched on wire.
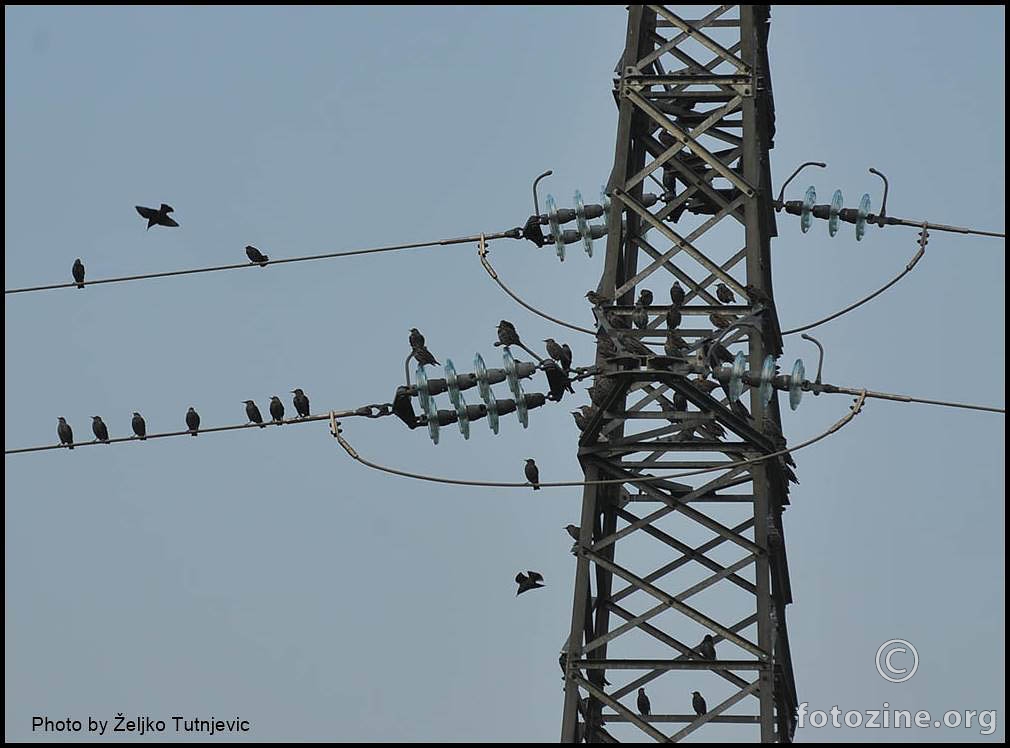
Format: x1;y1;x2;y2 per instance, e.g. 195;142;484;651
585;290;612;307
710;312;736;330
72;259;85;289
92;416;110;444
269;396;285;424
243;400;266;428
57;417;74;449
716;282;734;304
291;389;310;418
565;524;581;542
543;360;575;402
524;458;541;491
495;319;522;348
670;281;685;307
698;634;717;660
409;328;440;367
135;203;179;230
132;412;147;440
637;289;654;307
515;570;545;595
692;691;708;716
245;245;269;266
666;306;682;331
186;407;200;436
637;688;651;717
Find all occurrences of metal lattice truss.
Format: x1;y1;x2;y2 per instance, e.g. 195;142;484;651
561;6;797;743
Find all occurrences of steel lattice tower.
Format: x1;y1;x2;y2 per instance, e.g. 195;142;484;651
560;5;797;742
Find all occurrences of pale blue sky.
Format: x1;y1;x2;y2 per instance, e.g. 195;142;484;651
5;5;1005;742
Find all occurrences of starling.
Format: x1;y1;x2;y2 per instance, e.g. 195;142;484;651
618;333;653;358
515;570;545;595
710;312;736;329
672;391;688;412
524;458;541;491
716;282;734;304
544;338;565;367
669;281;685;307
596;330;618;358
637;289;654;307
665;329;689;358
57;417;74;449
666;306;682;331
571;409;588;431
185;407;200;436
72;259;85;289
565;524;581;542
243;400;266;428
269;396;285;424
560;343;572;372
245;245;269;266
587;377;617;406
705;340;734;366
132;412;147;440
745;283;772;306
409;328;426;350
692;691;708;716
413;345;440;367
699;634;717;660
692;377;720;395
632;303;649;330
135;203;179;230
544;360;574;402
495;319;522;348
637;688;651;717
585;290;612;307
91;416;110;443
291;388;310;418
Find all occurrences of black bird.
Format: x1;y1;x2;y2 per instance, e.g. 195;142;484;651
523;214;547;247
132;412;147;440
269;396;285;424
72;259;85;289
245;245;269;266
524;458;541;491
587;377;617;407
710;312;736;330
243;400;266;428
495;319;522;348
670;281;685;307
544;338;568;370
185;407;200;436
745;283;772;306
699;634;717;660
515;570;545;596
57;417;74;449
565;524;581;542
716;282;734;304
672;391;688;412
637;289;654;307
692;691;707;716
560;343;572;372
135;203;179;230
596;330;618;358
291;388;310;418
585;290;612;307
632;303;649;330
409;327;426;350
544;360;574;402
571;407;590;431
637;688;651;717
413;345;440;367
92;416;110;443
666;306;682;331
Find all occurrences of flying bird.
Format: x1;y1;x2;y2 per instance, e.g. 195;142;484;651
692;691;708;716
243;400;266;428
131;412;147;440
515;570;545;596
291;388;310;418
269;396;285;424
57;417;74;449
716;282;735;304
699;634;717;660
565;524;581;542
92;416;110;444
637;289;654;307
185;407;200;436
637;688;651;717
710;312;736;330
669;281;685;307
524;458;541;491
72;259;85;289
245;245;269;266
135;203;179;230
495;319;522;348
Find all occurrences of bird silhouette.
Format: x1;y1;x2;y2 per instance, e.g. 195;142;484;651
185;407;200;436
637;289;654;307
291;388;310;418
632;303;649;330
409;328;426;350
57;417;74;449
544;338;570;372
561;343;572;372
132;412;147;440
245;245;269;266
269;396;285;424
135;203;179;230
243;400;266;428
565;524;581;541
698;634;717;660
544;360;575;402
72;259;85;289
666;306;682;330
92;416;110;444
637;688;651;717
669;281;685;307
515;570;545;595
495;320;522;348
692;691;708;716
716;282;734;304
410;328;440;366
524;458;541;490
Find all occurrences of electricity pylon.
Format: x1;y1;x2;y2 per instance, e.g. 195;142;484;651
561;5;797;742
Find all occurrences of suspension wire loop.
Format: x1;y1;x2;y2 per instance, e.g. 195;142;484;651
4;406;393;455
330;391;869;489
477;234;596;336
782;229;927;336
4;229;523;296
